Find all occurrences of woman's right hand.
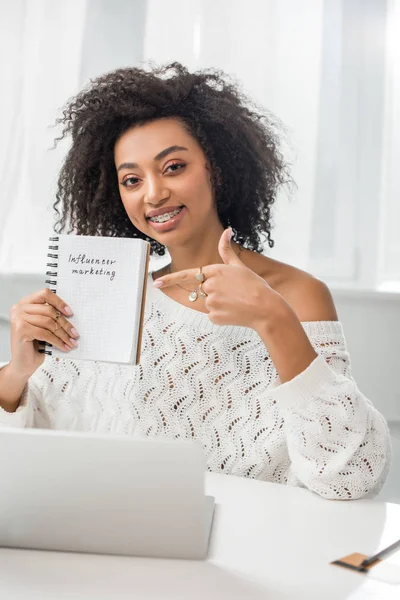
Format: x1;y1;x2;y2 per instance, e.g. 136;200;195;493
8;288;80;378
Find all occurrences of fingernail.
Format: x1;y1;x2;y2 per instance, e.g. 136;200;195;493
69;338;78;347
64;344;72;351
71;328;80;338
64;306;73;316
227;227;233;240
153;279;163;288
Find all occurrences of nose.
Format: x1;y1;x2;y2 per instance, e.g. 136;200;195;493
145;175;170;207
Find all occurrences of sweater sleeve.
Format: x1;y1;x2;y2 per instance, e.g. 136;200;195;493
265;322;391;500
0;363;35;428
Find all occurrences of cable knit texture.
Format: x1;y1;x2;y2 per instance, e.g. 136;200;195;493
0;273;391;499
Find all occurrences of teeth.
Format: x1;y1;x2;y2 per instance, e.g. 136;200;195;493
149;207;183;223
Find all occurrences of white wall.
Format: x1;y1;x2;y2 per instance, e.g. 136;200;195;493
331;289;400;422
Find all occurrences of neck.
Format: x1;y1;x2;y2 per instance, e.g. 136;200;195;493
166;224;240;273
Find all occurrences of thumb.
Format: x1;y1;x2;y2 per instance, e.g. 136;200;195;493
218;228;243;265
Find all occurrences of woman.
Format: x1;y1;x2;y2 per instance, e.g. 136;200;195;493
0;63;391;499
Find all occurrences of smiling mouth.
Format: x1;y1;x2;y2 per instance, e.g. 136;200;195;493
147;206;184;223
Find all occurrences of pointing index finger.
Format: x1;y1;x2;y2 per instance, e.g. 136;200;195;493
153;268;199;289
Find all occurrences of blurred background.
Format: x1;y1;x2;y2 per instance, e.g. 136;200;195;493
0;0;399;501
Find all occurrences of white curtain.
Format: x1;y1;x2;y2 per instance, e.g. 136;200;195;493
310;0;388;288
145;0;393;288
378;0;400;288
0;0;397;291
0;0;149;275
0;0;88;274
144;0;324;271
0;0;325;275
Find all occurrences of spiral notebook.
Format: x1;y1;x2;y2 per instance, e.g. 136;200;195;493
40;235;151;364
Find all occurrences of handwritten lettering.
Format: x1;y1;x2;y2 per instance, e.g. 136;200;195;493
68;254;117;281
68;253;116;266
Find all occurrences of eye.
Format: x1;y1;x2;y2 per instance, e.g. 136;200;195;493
121;176;140;188
164;162;186;174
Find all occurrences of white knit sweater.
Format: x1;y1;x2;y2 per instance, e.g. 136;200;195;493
0;273;391;499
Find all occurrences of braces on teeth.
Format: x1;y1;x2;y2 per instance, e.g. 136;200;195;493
149;207;183;223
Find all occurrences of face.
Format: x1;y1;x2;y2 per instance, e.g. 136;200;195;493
114;118;220;246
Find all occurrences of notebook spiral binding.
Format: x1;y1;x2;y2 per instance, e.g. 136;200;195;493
38;236;60;356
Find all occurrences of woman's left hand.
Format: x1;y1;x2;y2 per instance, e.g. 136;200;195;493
153;228;286;332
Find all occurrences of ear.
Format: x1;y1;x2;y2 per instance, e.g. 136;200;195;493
218;228;243;265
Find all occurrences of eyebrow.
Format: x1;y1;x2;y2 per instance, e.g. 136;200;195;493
117;145;189;172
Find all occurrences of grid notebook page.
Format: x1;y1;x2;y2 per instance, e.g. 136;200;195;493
50;235;148;364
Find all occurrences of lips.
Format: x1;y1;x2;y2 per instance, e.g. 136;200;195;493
146;205;185;220
147;205;187;232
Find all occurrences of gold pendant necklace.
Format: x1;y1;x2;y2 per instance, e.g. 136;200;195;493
167;245;244;302
166;263;198;301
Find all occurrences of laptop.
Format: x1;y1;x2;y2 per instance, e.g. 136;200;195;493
0;428;215;559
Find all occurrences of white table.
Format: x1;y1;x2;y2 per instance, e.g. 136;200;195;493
0;473;399;599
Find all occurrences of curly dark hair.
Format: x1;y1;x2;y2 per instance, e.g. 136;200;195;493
53;62;291;255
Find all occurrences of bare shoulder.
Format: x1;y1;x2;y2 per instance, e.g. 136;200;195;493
275;268;339;322
245;251;339;323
